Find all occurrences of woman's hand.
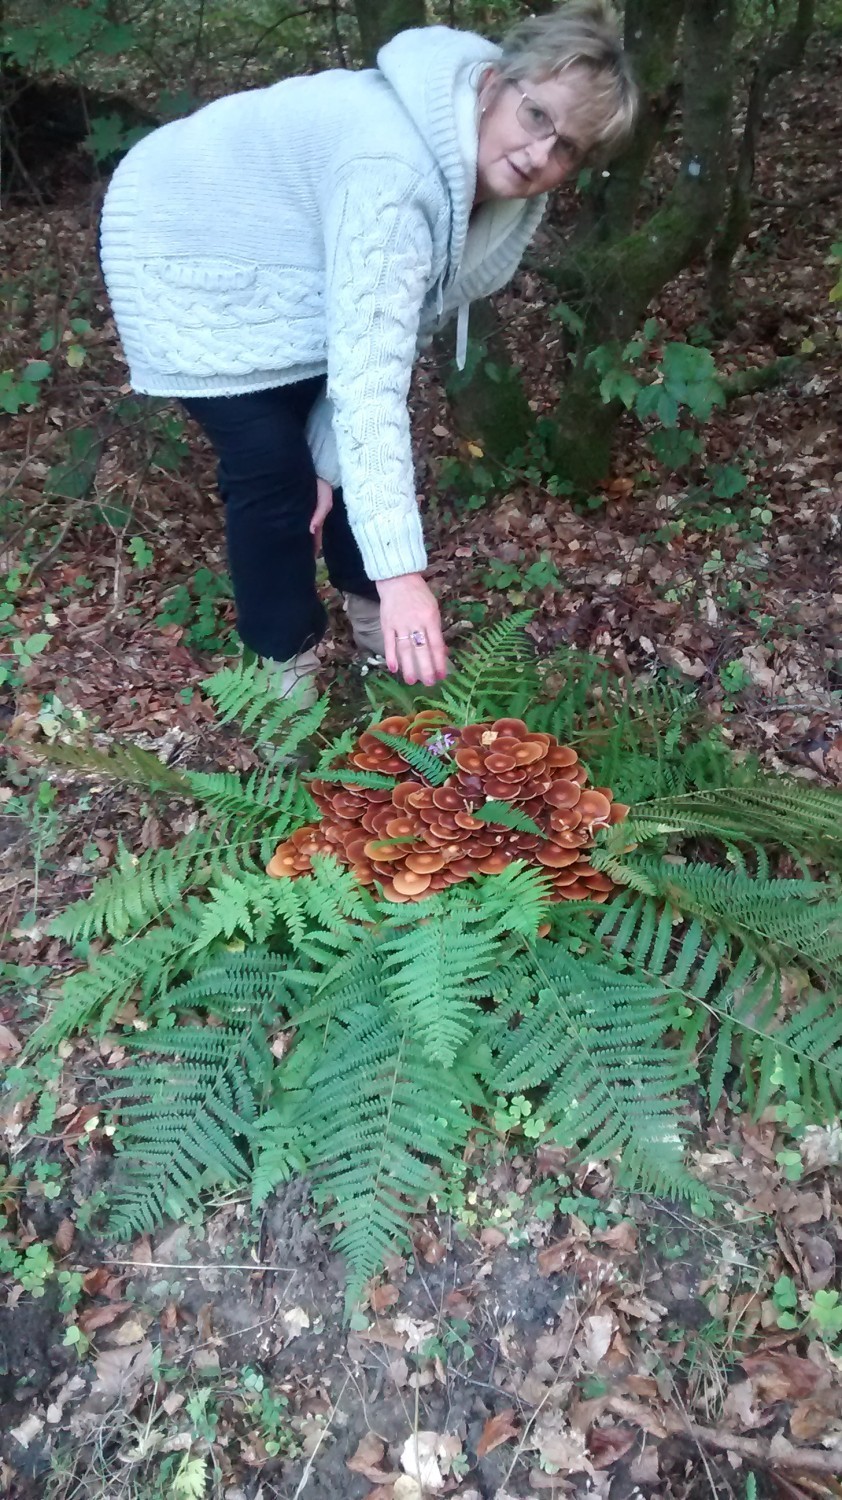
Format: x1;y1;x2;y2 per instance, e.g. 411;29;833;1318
377;573;449;686
310;477;334;555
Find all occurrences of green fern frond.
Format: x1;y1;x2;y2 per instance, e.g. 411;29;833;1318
29;903;210;1052
107;1016;278;1239
370;729;451;786
302;1004;480;1307
594;894;842;1118
491;943;707;1206
304;767;398;790
34;738;194;793
314;727;357;770
629;858;842;973
435;610;537;723
203;657;329;752
473;801;545;837
147;948;297;1023
382;904;503;1068
48;838;203;944
186;761;314;837
463;862;554;938
613;784;842;867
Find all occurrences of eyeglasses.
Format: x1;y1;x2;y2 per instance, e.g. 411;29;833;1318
508;81;583;168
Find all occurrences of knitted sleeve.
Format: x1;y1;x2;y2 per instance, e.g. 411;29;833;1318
321;165;436;580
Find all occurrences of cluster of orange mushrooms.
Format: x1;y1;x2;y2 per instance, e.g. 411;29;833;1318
266;711;628;904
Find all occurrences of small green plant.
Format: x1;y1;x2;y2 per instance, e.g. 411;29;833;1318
156;567;236;653
771;1273;799;1328
0;359;51;414
492;1093;548;1139
806;1289;842;1342
240;1366;298;1456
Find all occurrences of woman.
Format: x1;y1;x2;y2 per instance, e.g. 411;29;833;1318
100;2;636;700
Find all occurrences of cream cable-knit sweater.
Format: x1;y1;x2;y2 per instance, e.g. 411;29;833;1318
100;26;546;580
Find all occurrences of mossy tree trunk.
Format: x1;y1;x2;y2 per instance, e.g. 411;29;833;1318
544;0;737;486
708;0;816;322
353;0;426;65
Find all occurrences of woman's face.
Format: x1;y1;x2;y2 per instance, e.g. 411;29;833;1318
475;67;592;204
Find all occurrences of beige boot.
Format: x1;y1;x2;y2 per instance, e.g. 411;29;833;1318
343;592;385;659
263;648;320;710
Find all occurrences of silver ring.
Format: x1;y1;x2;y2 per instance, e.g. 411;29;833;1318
396;633;411;640
410;629;427;647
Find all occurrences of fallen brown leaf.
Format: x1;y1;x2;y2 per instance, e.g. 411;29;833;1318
742;1351;822;1403
347;1432;393;1484
476;1407;519;1457
789;1391;842;1443
537;1237;575;1275
0;1024;22;1061
592;1220;637;1253
370;1282;400;1314
53;1217;75;1256
78;1300;132;1334
588;1423;636;1468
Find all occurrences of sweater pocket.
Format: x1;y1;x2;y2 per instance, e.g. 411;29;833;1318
135;260;326;376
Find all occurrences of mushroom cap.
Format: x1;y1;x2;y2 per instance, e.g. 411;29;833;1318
391;867;433;896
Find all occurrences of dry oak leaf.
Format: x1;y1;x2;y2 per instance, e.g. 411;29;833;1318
77;1300;132;1334
0;1024;22;1061
400;1431;462;1492
477;1407;520;1457
370;1282;400;1314
588;1423;636;1468
592;1220;637;1254
53;1217;75;1256
789;1391;842;1443
537;1237;575;1276
91;1340;153;1406
578;1313;615;1371
347;1432;394;1484
106;1316;150;1347
351;1317;408;1351
533;1416;595;1476
742;1351;823;1403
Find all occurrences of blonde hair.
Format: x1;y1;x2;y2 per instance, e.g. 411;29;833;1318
496;1;638;159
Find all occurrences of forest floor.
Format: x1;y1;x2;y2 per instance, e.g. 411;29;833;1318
2;35;842;1500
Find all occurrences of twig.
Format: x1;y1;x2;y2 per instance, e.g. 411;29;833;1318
97;1256;299;1273
22;500;86;586
610;1397;842;1476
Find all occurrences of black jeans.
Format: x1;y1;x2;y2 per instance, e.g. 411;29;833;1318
182;381;379;661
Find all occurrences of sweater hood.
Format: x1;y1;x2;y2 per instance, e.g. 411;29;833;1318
377;25;499;287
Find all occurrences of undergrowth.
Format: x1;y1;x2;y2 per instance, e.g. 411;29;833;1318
13;614;842;1307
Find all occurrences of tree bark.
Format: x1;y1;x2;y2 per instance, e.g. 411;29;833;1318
543;0;737;484
353;0;425;64
441;303;536;463
708;0;816;320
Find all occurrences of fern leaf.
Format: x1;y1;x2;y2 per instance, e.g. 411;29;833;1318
304;767;398;790
434;611;536;724
473;801;544;837
302;1004;479;1308
382;905;502;1067
491;943;708;1206
49;837;206;944
106;1012;285;1239
34;738;194;793
370;729;451;786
